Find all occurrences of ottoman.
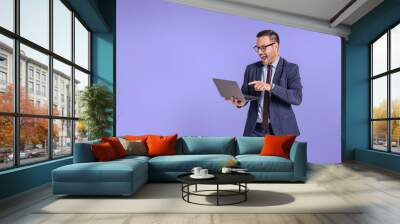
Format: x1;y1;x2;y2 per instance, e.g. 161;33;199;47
52;157;148;196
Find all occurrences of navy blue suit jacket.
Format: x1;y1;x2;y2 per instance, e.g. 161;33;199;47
241;57;302;136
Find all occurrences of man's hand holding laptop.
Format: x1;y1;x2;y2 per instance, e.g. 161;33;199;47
212;78;261;108
225;96;246;107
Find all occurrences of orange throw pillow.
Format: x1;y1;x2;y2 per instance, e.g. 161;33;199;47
124;135;152;141
259;135;296;159
101;137;127;158
146;134;178;157
91;142;117;161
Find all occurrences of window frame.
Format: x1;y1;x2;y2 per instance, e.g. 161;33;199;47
0;71;7;85
0;53;7;68
370;21;400;154
0;0;92;171
0;53;8;88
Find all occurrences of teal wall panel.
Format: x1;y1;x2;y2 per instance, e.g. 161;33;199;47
92;32;114;89
344;44;369;160
92;32;114;135
355;149;400;172
0;158;72;199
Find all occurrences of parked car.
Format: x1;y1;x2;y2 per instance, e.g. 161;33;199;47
7;153;13;161
8;150;32;160
53;149;62;156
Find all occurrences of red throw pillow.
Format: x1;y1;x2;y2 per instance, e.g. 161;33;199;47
101;137;127;158
259;135;296;159
146;134;178;157
91;142;117;161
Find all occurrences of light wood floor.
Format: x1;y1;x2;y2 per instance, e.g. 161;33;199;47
1;162;400;224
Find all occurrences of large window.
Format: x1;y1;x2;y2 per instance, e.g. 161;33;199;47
0;0;91;171
371;23;400;153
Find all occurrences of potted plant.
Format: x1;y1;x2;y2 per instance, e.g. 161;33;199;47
79;84;114;140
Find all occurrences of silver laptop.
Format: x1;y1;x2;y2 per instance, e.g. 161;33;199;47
212;78;259;102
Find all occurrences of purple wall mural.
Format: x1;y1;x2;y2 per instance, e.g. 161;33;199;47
116;0;341;163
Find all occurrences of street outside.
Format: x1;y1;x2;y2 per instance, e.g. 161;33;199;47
0;146;71;170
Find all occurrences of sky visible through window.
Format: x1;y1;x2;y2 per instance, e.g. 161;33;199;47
0;0;13;31
0;0;88;72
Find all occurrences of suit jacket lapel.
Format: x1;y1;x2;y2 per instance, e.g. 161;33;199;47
273;58;284;84
251;62;263;96
256;62;263;81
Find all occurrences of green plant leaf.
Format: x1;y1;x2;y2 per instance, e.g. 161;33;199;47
79;84;114;140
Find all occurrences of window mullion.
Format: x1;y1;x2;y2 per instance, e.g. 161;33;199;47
13;0;20;167
370;45;373;149
388;30;391;153
48;0;54;160
71;10;76;155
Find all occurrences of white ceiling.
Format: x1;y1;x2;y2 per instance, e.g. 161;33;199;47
168;0;384;39
227;0;353;23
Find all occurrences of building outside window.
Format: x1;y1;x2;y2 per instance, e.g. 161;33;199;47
0;71;6;84
36;70;40;81
0;54;7;90
28;81;34;94
42;85;46;97
0;55;7;67
28;66;34;80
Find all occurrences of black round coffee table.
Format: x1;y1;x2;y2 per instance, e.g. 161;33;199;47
177;173;255;206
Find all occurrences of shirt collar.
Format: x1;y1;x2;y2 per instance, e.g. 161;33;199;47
263;56;280;69
272;56;280;68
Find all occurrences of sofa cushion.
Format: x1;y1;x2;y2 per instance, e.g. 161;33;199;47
180;137;235;155
148;154;235;172
118;138;147;156
115;155;150;163
73;139;100;163
91;142;118;161
147;134;178;157
53;158;147;183
236;137;263;155
260;135;296;159
124;135;151;142
101;137;127;158
236;155;293;172
124;135;154;150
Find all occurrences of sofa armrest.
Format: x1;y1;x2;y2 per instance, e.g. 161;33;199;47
73;140;100;163
289;141;307;181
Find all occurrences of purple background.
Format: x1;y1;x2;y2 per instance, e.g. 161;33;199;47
116;0;341;163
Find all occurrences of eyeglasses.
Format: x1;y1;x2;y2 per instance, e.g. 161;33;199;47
253;42;275;52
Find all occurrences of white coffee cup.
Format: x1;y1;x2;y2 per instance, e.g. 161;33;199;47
200;169;208;176
221;167;232;174
191;167;202;176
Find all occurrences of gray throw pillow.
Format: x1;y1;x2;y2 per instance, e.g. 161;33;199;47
118;138;147;156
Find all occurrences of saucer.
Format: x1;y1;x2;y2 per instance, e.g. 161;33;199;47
190;174;215;179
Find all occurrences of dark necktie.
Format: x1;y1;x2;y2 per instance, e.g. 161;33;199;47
262;65;272;129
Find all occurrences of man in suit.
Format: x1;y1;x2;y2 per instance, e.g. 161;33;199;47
227;30;302;137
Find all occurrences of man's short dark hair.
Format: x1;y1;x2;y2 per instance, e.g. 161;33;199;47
256;30;280;44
